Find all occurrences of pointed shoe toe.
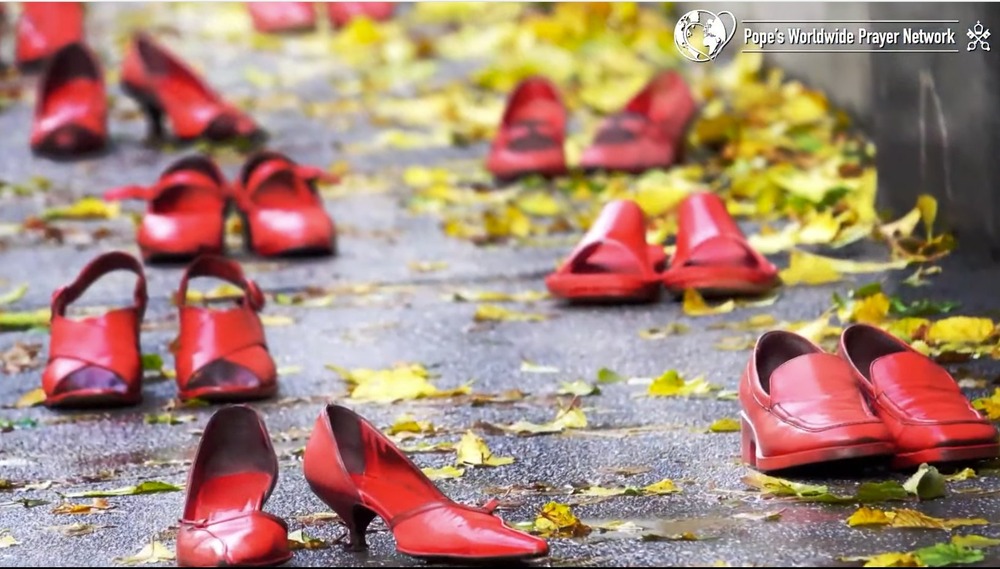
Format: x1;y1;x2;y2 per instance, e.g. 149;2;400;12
178;512;291;567
394;506;549;560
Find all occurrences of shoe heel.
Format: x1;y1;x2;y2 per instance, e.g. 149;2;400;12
122;82;166;140
740;417;757;467
313;490;377;551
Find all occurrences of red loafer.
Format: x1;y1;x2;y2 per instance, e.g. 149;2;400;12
31;42;107;158
16;2;84;70
839;324;1000;469
174;256;278;402
740;330;895;472
249;2;316;33
104;156;229;263
486;76;567;182
303;404;549;561
178;405;292;568
326;2;395;27
42;252;147;409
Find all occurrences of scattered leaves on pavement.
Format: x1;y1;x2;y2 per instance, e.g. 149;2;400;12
743;472;908;504
64;480;182;498
596;368;626;384
945;469;976;482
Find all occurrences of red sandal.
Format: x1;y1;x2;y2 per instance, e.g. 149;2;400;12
31;42;108;158
248;2;316;33
42;251;147;409
486;76;567;182
15;2;84;71
326;2;395;27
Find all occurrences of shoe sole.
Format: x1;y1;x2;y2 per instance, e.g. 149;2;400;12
741;415;895;472
892;443;1000;469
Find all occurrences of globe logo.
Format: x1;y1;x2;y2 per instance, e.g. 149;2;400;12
674;10;738;63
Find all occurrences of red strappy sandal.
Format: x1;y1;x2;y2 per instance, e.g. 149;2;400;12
174;256;278;402
486;76;567;182
661;192;779;296
42;252;147;409
326;2;395;27
31;42;107;158
545;199;667;302
104;156;229;263
15;2;84;71
248;2;316;33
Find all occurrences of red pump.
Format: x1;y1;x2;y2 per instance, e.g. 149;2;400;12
16;2;84;70
31;43;107;158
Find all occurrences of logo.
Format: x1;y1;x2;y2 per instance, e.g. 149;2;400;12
967;20;991;52
675;9;737;62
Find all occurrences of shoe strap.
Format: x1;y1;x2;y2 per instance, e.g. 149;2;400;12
51;251;147;319
176;255;265;311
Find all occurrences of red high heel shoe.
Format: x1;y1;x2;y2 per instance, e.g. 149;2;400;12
31;43;107;158
42;252;147;409
303;405;549;561
486;76;568;182
174;256;278;402
121;32;263;142
326;2;395;27
104;156;229;263
248;2;316;33
15;2;84;70
234;151;338;257
177;405;292;567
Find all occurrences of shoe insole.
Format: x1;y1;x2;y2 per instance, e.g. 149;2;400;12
192;471;271;521
152;185;225;215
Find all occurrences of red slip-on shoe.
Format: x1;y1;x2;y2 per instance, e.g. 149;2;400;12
174;256;278;403
42;252;147;409
326;2;395;27
178;405;292;568
104;156;229;263
234;151;338;257
739;330;895;472
839;324;1000;469
486;76;567;182
545;199;666;302
15;2;84;71
31;43;107;158
303;404;549;561
581;71;696;174
121;32;263;142
661;191;779;296
249;2;316;33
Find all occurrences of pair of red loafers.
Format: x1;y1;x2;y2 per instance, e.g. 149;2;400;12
42;252;278;408
179;404;547;567
741;324;1000;472
249;2;396;33
104;152;337;263
486;71;697;181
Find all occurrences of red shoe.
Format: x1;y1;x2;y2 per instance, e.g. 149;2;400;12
234;151;338;257
661;192;779;296
121;32;263;142
174;256;278;402
839;324;1000;469
581;71;696;173
42;252;147;409
326;2;395;27
15;2;84;70
486;76;567;181
545;199;666;302
178;405;292;568
303;405;549;561
104;156;229;263
248;2;316;33
740;331;895;472
31;42;107;158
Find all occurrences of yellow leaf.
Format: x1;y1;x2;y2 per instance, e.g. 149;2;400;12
885;318;931;342
798;211;843;245
473;304;547;322
886;508;987;530
260;315;294;327
708;418;741;433
52;498;113;515
519;360;560;373
0;284;28;306
972;388;1000;420
533;502;591;537
782;89;828;126
408;260;449;273
386;415;436;436
648;370;718;398
945;468;976;482
847;506;892;527
917;194;938;238
331;363;470;403
42;197;120;220
780;249;842;285
452;290;548;303
115;541;175;565
851;293;891;324
184;283;245;304
286;530;327;550
421;465;465;481
879;207;922;239
515;191;562;217
504;406;588;435
682;289;735;316
643;479;681;495
0;533;18;548
404;166;452;188
15;388;46;409
926;317;995;345
455;431;515;467
862;552;924;567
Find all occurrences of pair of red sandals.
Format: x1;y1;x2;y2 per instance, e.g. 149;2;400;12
179;404;547;566
486;71;697;181
546;192;780;302
104;152;337;262
249;2;396;33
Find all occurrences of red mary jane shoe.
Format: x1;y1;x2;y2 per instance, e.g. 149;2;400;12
486;76;567;181
178;405;292;567
31;42;107;158
16;2;84;70
249;2;316;33
42;252;147;409
326;2;395;27
303;405;549;561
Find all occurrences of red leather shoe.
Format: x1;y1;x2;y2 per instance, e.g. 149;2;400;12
662;192;779;296
581;71;696;173
31;43;107;158
234;151;338;257
486;76;567;182
174;256;278;402
839;324;1000;469
121;32;263;142
104;156;229;263
326;2;395;27
15;2;84;70
740;330;895;472
178;405;292;567
303;405;549;561
42;252;147;409
248;2;316;33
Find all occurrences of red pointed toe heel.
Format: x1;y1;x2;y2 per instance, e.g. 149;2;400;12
16;2;84;71
178;405;292;568
303;405;549;561
42;252;147;409
31;43;107;158
486;76;567;182
249;2;317;33
326;2;395;27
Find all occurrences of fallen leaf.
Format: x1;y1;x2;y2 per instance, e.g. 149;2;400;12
115;541;175;565
648;370;718;398
641;531;701;542
781;249;909;286
14;388;46;409
903;464;947;501
0;284;27;306
597;367;626;384
451;290;548;303
850;508;988;530
455;431;514;467
287;530;328;550
64;480;182;498
408;260;449;273
682;289;735;316
46;523;103;537
533;502;591;538
0;342;42;374
950;534;1000;548
926;317;995;345
912;543;983;566
972;389;1000;420
52;499;113;515
260;315;295;327
638;322;690;339
847;506;893;527
330;363;471;403
520;360;560;374
847;552;924;567
503;407;588;435
732;510;784;522
557;381;600;397
851;292;891;325
945;469;976;482
0;533;18;548
143;413;196;426
0;309;51;331
385;414;436;436
474;304;547;322
421;465;466;481
643;479;681;495
42;197;120;220
708;418;741;433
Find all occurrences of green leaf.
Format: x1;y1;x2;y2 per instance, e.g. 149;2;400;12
708;418;741;433
140;354;164;372
0;284;28;306
950;534;1000;549
63;480;182;498
853;282;883;299
903;463;947;501
913;543;983;567
597;368;626;384
0;309;50;331
856;481;910;503
889;297;961;318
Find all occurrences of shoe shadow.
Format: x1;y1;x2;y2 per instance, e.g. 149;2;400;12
765;455;895;480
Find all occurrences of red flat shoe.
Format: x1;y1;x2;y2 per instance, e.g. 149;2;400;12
15;2;84;70
545;199;666;302
42;252;147;409
303;405;549;561
178;405;292;568
174;256;278;402
104;156;229;263
121;32;263;142
234;151;338;257
249;2;316;33
31;42;107;158
581;71;696;173
661;191;779;296
486;76;567;182
739;331;895;472
326;2;395;27
839;324;1000;469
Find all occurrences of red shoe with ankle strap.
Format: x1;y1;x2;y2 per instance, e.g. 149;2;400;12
31;42;107;158
303;405;549;561
121;32;262;142
326;2;395;27
174;256;277;402
839;324;1000;469
249;2;316;33
177;405;292;568
42;252;147;408
486;76;567;181
16;2;84;70
234;151;338;257
104;156;229;263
